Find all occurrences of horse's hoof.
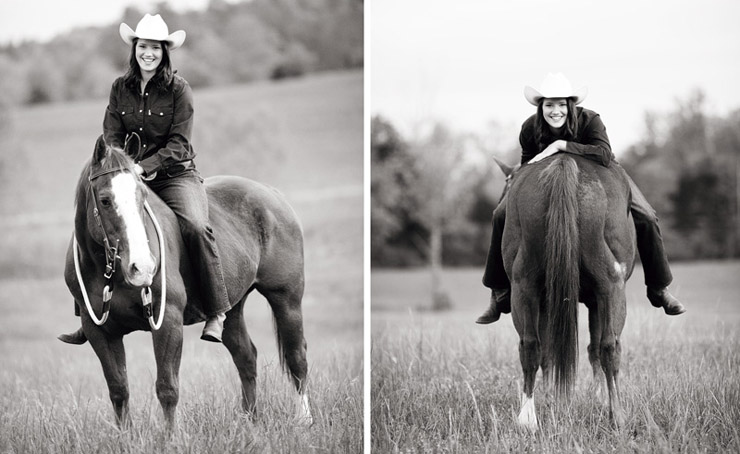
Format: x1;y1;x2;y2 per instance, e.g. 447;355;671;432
295;394;313;427
611;409;625;429
517;415;538;432
295;415;314;427
517;395;538;432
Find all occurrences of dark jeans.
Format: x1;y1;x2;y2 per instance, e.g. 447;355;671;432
482;174;673;291
147;169;231;316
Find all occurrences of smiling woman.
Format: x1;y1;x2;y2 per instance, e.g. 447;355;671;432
477;73;686;327
541;99;569;129
134;40;164;76
59;13;234;343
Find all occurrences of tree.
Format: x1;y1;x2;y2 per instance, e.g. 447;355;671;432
370;116;422;266
622;90;740;260
404;123;478;309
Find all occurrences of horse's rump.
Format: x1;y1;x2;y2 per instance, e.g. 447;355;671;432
503;154;634;395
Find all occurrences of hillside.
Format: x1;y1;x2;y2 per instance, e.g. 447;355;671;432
0;69;363;280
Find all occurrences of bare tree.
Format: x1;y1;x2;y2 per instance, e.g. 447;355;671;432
406;123;477;309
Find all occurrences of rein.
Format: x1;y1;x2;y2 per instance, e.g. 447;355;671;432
74;168;167;330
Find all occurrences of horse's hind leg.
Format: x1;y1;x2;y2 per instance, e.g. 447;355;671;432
259;283;312;425
512;281;540;431
599;285;627;428
84;320;130;428
538;310;552;399
221;299;258;415
586;300;606;401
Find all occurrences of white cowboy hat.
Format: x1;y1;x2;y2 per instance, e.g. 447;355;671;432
524;73;588;106
119;14;186;50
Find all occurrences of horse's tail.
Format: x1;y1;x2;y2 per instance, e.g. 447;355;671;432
540;156;580;397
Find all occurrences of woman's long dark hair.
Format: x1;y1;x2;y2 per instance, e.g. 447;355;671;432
123;38;174;93
534;98;579;152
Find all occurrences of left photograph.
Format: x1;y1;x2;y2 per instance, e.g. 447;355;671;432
0;2;363;452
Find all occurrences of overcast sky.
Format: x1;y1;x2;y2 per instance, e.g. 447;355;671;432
371;0;740;156
2;1;738;157
0;0;212;44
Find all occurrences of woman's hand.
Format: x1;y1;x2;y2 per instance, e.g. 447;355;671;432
528;140;567;164
134;164;145;176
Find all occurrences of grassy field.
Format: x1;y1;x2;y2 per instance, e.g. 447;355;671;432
372;261;740;453
0;70;363;452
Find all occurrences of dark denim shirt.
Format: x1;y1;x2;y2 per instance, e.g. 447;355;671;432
103;74;195;176
519;107;614;167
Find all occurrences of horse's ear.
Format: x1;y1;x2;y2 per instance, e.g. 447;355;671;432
124;133;141;159
492;156;514;177
93;135;108;164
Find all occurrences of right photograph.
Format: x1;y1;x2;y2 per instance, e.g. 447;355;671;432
370;1;740;452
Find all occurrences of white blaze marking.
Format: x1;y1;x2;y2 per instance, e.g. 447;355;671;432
111;173;153;282
518;392;538;431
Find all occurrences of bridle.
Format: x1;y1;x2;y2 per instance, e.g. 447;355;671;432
74;164;168;330
88;166;125;280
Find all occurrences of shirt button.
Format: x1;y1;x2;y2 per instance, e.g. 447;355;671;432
139;109;143;113
144;92;148;96
160;112;164;116
143;144;147;148
121;111;125;115
139;127;143;131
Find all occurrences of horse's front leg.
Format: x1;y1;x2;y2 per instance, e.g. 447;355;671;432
84;320;131;428
151;314;184;431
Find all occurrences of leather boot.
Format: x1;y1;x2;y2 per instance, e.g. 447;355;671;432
201;313;226;342
647;287;686;315
58;327;88;345
476;288;511;324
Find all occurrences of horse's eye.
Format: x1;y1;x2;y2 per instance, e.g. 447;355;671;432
100;198;112;208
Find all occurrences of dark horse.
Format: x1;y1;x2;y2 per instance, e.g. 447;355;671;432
63;135;311;428
500;154;635;430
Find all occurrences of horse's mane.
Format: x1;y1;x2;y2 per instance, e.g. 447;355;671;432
74;143;137;210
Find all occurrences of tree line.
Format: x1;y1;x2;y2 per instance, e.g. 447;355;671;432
0;0;363;106
372;90;740;268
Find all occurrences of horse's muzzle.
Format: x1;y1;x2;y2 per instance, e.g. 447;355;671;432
124;254;156;287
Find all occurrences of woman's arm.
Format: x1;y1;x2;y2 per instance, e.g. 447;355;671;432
562;114;613;167
102;79;127;149
527;113;614;166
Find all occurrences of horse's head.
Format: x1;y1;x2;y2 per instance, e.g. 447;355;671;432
87;134;156;288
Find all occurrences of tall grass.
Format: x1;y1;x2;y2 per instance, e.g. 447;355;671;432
1;347;362;453
1;270;363;452
372;262;740;452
